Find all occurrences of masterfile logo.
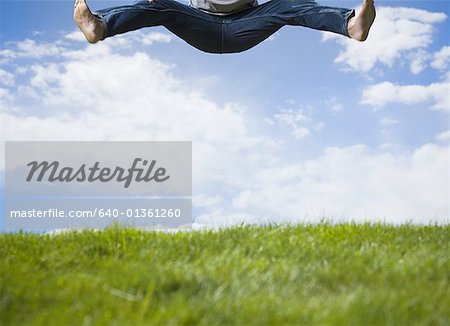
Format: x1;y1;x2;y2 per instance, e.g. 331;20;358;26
25;158;170;188
5;141;192;230
6;141;191;196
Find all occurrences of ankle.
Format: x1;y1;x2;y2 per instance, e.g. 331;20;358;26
90;17;106;43
348;20;368;42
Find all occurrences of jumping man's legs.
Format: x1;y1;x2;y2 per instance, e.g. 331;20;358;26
74;0;376;52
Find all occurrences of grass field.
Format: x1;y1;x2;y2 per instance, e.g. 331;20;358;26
0;224;449;325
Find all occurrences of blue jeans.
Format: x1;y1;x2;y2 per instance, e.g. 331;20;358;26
96;0;355;53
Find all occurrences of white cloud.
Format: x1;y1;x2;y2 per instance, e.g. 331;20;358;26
64;29;173;46
324;97;344;112
193;194;224;209
268;103;324;140
0;69;15;86
1;32;448;227
409;50;429;74
435;130;450;142
0;35;271;214
0;39;64;60
323;7;447;72
0;88;14;109
1;30;173;63
273;108;311;139
64;31;87;42
407;45;450;74
32;31;45;37
361;79;450;111
379;117;398;126
140;32;172;45
231;144;449;224
431;45;450;71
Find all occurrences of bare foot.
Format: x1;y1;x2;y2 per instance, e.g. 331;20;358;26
74;0;106;44
348;0;376;42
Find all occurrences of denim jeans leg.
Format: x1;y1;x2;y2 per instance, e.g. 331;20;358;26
223;0;355;53
95;0;224;53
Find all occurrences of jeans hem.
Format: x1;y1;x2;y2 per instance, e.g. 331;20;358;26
343;9;355;38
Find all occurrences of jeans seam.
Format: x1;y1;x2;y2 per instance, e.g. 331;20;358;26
230;11;339;22
343;9;355;37
221;21;224;53
229;14;299;23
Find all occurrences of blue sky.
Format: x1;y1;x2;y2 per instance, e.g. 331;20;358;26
0;0;449;228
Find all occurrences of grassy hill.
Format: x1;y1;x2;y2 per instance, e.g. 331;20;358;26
1;224;449;325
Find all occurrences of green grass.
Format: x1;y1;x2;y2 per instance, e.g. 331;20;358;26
1;224;449;325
